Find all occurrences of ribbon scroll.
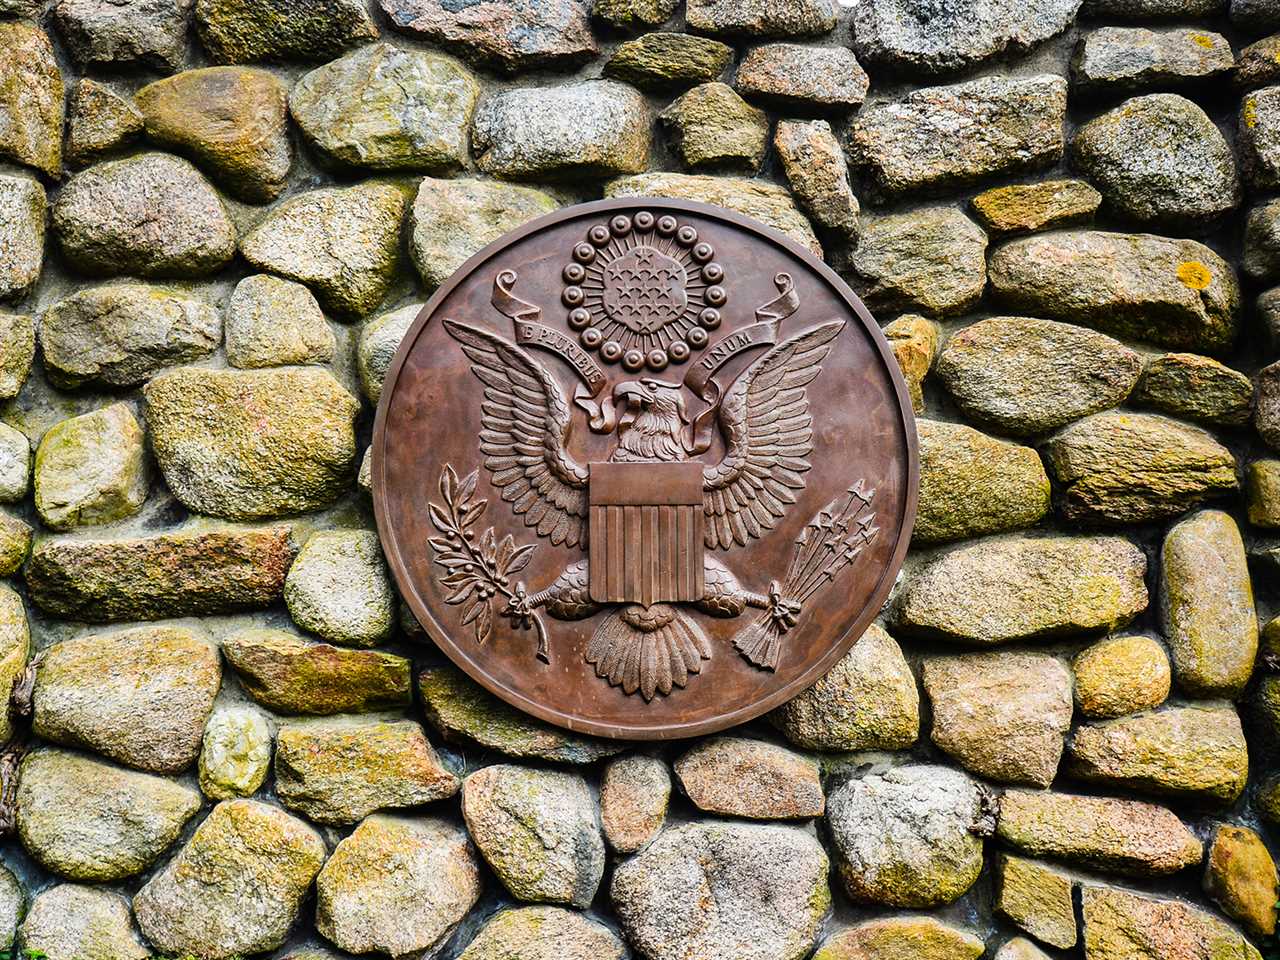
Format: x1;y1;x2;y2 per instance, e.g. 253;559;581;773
490;270;617;432
683;272;800;455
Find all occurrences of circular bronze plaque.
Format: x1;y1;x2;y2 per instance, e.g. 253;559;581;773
373;199;918;740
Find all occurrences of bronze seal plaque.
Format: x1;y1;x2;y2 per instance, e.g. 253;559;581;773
373;199;918;740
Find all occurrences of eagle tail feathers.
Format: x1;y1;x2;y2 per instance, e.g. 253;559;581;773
586;604;711;701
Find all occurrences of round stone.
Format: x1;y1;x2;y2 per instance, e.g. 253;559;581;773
52;153;235;279
827;764;985;907
611;820;830;960
284;531;395;647
1071;94;1240;230
1073;635;1171;719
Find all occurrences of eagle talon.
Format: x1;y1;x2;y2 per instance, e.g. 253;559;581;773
503;585;535;629
766;581;802;633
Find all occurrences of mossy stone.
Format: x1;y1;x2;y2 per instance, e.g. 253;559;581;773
34;403;149;531
915;419;1050;544
604;33;733;91
135;67;291;202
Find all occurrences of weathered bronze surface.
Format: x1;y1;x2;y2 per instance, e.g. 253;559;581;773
373;199;918;740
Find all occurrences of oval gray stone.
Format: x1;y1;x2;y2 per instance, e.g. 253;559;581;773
52;153;235;279
852;0;1080;75
1071;93;1240;229
0;423;29;504
290;43;478;173
892;533;1148;645
1071;26;1234;95
1255;359;1280;450
473;80;650;180
284;530;394;647
936;316;1142;436
17;748;200;882
827;764;984;907
1240;85;1280;190
19;884;148;960
0;864;18;950
463;764;604;908
611;820;830;960
849;75;1067;197
0;174;45;303
1244;198;1280;282
685;0;836;37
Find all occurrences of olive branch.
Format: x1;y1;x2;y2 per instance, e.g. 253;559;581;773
427;465;549;662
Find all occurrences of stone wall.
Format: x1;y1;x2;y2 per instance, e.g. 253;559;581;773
0;0;1276;957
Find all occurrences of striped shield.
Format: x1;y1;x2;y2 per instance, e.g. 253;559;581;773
588;461;705;606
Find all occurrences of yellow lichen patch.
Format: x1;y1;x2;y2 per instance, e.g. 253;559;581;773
1178;261;1212;290
1192;33;1216;49
1245;97;1259;129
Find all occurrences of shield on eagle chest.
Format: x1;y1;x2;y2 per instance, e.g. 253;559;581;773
588;461;705;606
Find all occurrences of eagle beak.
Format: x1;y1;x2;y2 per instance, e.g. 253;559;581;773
613;381;648;430
613;380;652;409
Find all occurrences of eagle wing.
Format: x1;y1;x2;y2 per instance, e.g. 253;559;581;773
443;320;589;548
702;320;846;550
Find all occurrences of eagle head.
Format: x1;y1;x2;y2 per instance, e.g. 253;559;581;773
610;378;689;463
